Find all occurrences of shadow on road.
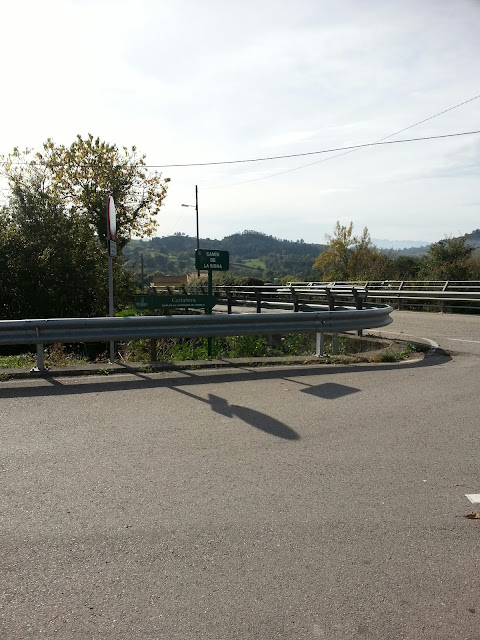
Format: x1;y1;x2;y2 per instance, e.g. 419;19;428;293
298;382;360;399
0;350;451;402
171;388;300;440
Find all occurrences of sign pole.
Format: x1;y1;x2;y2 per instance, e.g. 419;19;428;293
108;252;115;363
207;269;213;357
195;185;200;277
194;248;230;359
106;196;117;364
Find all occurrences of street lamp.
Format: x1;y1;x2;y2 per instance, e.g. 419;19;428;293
181;184;200;276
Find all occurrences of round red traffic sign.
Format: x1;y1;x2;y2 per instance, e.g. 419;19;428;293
107;195;117;241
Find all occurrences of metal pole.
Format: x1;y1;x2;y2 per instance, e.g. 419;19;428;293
332;332;339;355
195;185;200;277
315;333;324;357
207;269;212;357
108;252;115;363
36;343;45;371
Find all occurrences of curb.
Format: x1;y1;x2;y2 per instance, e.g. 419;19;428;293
0;334;437;381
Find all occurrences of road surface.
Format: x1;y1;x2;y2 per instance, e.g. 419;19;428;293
1;311;479;639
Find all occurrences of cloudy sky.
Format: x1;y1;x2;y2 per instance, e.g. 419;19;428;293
2;0;479;245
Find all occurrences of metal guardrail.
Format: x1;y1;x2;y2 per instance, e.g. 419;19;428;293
212;284;367;314
209;281;480;313
288;280;480;292
0;306;393;372
283;281;480;311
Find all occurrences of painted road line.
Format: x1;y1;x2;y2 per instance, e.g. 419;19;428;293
448;339;480;344
465;494;480;503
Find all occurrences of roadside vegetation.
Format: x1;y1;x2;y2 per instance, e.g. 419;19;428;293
0;343;90;370
0;335;428;372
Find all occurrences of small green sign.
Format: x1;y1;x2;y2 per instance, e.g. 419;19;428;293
195;249;230;271
134;294;217;311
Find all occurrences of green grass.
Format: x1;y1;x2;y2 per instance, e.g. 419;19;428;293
0;337;424;370
243;258;266;269
372;342;424;363
0;344;89;369
0;354;36;369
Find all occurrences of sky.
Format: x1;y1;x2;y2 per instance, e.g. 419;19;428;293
1;0;479;246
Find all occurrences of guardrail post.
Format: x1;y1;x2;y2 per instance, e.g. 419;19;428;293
332;333;339;355
353;288;364;336
30;343;48;373
315;332;324;357
150;338;157;361
37;343;45;370
226;289;233;314
293;293;299;312
327;291;335;311
256;291;262;314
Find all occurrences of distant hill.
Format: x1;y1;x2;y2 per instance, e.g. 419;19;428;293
465;228;480;248
383;229;480;257
372;238;429;250
123;228;480;281
124;230;327;280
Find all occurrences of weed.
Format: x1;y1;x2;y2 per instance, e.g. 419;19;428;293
375;352;401;363
44;343;89;367
142;364;157;373
0;353;36;369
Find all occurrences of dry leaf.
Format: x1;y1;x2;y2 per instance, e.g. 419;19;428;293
464;513;480;519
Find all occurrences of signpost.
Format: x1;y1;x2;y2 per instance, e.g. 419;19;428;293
106;196;116;363
195;248;230;356
195;249;229;271
134;294;217;311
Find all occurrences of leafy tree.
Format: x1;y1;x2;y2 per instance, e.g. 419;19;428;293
419;236;475;281
0;135;165;319
2;134;170;249
313;221;381;280
388;255;421;280
0;176;135;319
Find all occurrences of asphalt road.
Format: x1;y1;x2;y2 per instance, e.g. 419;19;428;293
1;311;479;639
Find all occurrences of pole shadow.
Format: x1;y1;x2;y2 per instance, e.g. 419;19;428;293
173;388;300;440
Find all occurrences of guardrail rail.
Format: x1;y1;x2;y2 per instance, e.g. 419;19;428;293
0;304;393;372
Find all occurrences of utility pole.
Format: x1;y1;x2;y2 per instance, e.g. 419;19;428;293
195;185;200;276
182;185;200;277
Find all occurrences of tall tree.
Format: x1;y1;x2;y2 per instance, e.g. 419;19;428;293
0;176;135;319
313;221;380;280
419;236;475;281
2;134;170;249
0;135;166;319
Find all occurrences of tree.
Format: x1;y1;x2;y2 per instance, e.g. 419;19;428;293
419;236;475;281
0;134;167;319
313;221;381;280
388;255;421;280
0;176;135;319
2;134;170;249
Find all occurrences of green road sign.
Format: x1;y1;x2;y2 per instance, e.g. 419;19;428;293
195;249;229;271
134;294;217;311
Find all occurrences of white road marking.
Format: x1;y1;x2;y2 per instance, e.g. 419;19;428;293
448;339;480;344
465;494;480;503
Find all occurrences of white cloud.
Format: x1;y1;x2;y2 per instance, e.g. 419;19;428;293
1;0;479;244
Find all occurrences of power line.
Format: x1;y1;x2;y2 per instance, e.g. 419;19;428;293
153;92;480;168
209;93;480;187
2;129;478;173
153;130;480;168
1;93;479;172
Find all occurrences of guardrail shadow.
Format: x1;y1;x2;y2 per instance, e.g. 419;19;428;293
0;348;451;403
